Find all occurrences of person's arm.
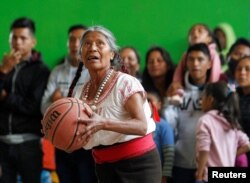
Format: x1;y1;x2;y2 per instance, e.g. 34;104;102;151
0;72;6;91
79;92;148;137
0;50;21;74
167;53;186;97
41;68;62;114
161;145;174;183
0;50;21;98
208;44;222;82
160;121;175;179
3;64;50;116
236;130;250;155
237;144;250;155
0;72;8;101
108;92;148;135
172;53;186;83
195;117;211;181
196;151;209;181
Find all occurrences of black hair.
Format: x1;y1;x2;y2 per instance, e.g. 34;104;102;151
146;89;161;101
146;89;162;116
67;62;84;97
68;24;87;35
11;17;35;35
119;46;141;64
186;43;211;60
185;43;212;82
238;55;250;64
213;29;226;65
227;38;250;58
66;25;88;96
204;81;241;129
142;46;175;100
188;23;215;44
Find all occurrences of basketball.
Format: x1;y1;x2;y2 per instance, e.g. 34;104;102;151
41;97;88;153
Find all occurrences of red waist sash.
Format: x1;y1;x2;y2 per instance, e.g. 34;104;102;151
92;133;156;164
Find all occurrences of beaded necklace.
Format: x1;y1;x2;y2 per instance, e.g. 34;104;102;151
82;69;114;111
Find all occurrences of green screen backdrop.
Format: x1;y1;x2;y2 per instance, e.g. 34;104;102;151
0;0;249;70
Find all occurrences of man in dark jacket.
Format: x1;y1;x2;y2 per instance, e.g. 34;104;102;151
0;17;50;183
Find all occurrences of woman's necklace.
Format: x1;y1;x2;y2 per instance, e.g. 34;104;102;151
82;69;114;111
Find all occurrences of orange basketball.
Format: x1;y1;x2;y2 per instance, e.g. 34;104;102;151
41;97;88;153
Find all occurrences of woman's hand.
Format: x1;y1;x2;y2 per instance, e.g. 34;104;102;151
76;103;105;144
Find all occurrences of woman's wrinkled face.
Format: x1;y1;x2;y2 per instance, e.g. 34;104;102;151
147;51;168;78
80;31;114;71
188;25;211;45
120;48;139;76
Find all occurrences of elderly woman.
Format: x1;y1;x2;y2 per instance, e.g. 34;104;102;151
68;26;161;183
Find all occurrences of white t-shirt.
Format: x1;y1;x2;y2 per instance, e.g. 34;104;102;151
74;72;155;149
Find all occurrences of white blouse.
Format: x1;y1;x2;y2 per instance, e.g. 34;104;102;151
74;72;155;149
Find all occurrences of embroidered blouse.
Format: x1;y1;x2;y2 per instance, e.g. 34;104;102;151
74;72;156;149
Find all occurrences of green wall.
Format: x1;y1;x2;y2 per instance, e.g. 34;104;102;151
0;0;249;69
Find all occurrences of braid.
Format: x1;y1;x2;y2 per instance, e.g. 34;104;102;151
67;62;84;97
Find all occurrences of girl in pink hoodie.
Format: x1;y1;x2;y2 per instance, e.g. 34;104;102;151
195;81;250;182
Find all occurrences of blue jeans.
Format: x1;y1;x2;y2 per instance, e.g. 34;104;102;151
0;140;42;183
